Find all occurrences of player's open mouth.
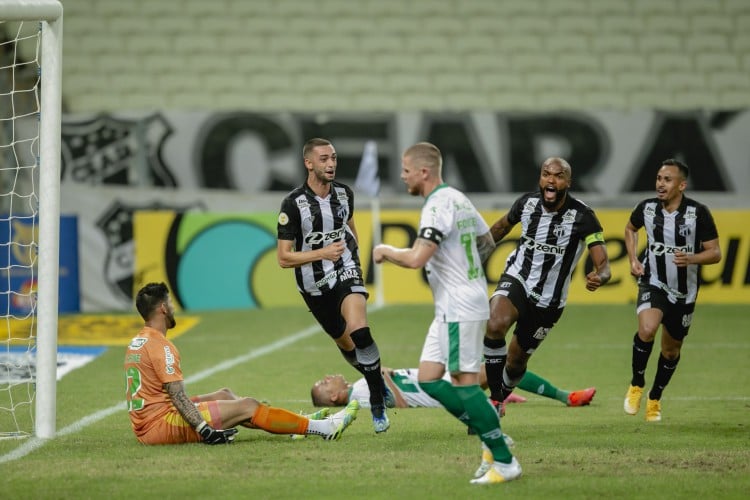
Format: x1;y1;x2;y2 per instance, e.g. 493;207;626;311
544;186;557;200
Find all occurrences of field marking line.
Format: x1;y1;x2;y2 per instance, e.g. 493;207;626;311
1;304;385;464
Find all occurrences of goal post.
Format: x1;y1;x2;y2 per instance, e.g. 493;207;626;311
0;0;63;439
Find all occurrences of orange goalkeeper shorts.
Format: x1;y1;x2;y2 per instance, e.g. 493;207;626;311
135;401;222;445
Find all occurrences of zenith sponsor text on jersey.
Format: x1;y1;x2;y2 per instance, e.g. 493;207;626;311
521;236;566;255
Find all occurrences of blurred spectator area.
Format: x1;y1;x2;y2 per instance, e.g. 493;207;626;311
13;0;750;112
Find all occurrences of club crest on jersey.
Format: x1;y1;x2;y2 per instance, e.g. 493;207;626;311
336;204;348;220
552;224;567;238
678;224;691;237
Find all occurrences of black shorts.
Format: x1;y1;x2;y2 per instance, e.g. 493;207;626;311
636;284;695;341
302;277;368;339
492;274;564;352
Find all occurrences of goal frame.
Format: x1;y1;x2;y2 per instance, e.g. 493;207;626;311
1;0;63;439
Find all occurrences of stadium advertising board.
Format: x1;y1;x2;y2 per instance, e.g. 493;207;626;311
0;215;80;314
132;210;749;310
60;110;749;197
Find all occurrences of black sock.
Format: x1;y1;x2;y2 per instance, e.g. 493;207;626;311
483;336;507;402
649;354;680;400
350;327;385;413
631;333;653;387
339;347;365;375
501;366;524;402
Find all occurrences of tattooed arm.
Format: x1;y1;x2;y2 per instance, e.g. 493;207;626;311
489;214;515;244
165;380;203;428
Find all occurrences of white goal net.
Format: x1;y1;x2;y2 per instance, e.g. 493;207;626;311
0;1;62;439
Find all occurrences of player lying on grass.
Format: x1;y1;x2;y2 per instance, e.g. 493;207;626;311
124;282;359;445
311;365;595;411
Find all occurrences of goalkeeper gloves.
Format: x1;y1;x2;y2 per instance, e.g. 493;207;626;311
196;421;238;445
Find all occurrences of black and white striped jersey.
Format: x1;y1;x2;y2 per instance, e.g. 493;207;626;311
503;192;605;308
629;196;718;304
277;181;363;296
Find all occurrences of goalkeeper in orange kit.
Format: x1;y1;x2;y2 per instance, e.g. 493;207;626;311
124;282;359;445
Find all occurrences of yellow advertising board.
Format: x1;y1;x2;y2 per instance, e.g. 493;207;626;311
133;209;750;310
362;209;750;305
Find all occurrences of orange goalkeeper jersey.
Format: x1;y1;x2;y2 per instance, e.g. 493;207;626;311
124;326;184;438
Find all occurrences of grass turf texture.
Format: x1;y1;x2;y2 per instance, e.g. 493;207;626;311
1;304;748;499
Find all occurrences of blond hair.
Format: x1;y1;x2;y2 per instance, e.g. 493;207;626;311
403;142;442;173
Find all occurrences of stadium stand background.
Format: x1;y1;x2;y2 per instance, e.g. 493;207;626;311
5;0;749;312
54;0;750;112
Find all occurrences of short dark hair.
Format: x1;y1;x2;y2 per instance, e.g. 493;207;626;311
136;282;169;320
303;138;332;159
661;159;689;180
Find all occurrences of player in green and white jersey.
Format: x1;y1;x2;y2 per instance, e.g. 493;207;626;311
372;142;521;485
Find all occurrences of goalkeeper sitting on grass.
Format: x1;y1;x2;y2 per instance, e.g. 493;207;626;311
124;282;359;445
311;365;595;412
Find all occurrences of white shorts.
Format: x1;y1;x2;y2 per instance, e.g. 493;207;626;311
419;318;486;374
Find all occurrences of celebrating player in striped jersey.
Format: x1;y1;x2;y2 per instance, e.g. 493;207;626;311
276;138;391;433
623;159;721;422
482;157;611;421
373;142;521;485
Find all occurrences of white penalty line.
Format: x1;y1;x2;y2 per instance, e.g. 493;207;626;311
0;306;391;465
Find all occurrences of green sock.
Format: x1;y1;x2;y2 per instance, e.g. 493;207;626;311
518;370;569;404
454;385;513;464
418;379;467;421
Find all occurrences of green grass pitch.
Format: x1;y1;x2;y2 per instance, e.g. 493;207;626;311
1;304;748;499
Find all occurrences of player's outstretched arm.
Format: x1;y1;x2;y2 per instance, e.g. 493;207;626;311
373;238;437;269
489;214;514;244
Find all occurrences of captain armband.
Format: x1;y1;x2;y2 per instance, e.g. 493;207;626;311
418;226;444;245
585;231;605;247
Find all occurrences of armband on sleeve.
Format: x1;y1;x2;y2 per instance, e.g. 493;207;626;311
418;227;444;244
585;231;605;247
